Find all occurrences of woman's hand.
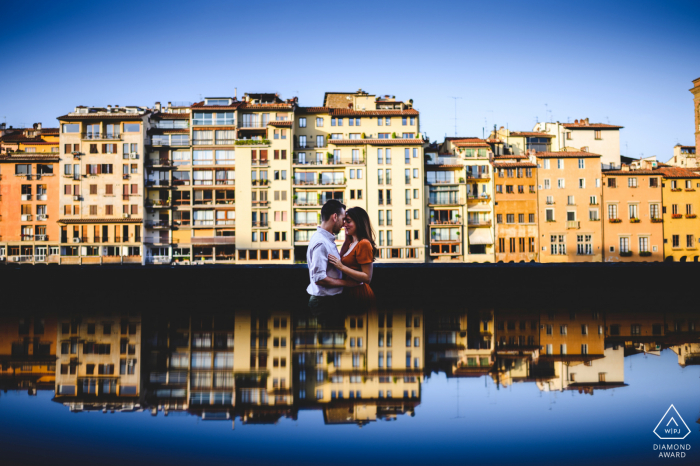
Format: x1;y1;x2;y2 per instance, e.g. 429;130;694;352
328;254;344;271
342;234;353;245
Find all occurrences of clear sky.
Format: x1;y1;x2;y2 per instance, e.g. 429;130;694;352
1;0;698;160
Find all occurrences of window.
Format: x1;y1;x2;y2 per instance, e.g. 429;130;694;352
687;235;694;248
673;234;680;248
629;204;638;219
550;235;565;255
299;117;306;128
557;159;564;169
577;234;592;255
557;178;565;189
544;179;550;189
578;178;585;188
639;237;649;253
619;237;629;253
545;209;554;222
578;158;585;169
608;204;618;220
628;177;637;188
649;177;658;188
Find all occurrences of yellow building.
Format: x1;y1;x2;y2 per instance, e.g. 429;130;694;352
536;150;603;262
659;166;700;261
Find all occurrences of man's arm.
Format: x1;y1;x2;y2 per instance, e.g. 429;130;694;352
309;243;359;287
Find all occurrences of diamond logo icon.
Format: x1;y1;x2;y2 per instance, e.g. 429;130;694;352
653;404;691;440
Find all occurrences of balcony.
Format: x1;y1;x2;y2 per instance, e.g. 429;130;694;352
294;201;321;208
465;174;491;181
238;121;268;129
147;220;170;229
146;159;174;168
251;159;270;167
252;200;270;207
21;194;32;201
21;235;34;241
293;180;346;187
215;219;236;226
193;220;214;227
190;236;236;245
146;199;171;208
294;141;327;150
146;179;171;187
429;219;462;226
81;133;122;140
566;221;580;229
467;194;491;201
21;214;33;221
428;197;465;206
251;221;269;228
467;220;492;227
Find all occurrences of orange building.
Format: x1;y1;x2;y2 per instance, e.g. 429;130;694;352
602;161;663;262
0;153;61;263
691;77;700;152
493;155;539;262
536;150;603;262
0;315;57;392
0;123;60;155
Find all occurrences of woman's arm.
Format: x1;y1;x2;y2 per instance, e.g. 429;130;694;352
328;255;373;284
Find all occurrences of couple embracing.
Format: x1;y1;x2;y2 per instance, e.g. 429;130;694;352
306;199;378;312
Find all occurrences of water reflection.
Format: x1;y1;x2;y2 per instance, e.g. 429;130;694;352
1;307;699;426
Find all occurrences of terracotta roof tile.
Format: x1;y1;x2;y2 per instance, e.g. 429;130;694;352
297;107;418;116
0;154;60;162
268;120;293;126
296;107;331;114
536;151;601;158
58;113;147;121
153;113;190;120
329;138;423;145
602;169;659;176
240;103;293;110
39;128;60;134
452;138;490;148
58;218;143;224
493;162;537;168
657;167;700;179
493;155;528;160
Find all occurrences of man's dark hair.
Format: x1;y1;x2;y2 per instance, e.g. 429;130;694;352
321;199;346;221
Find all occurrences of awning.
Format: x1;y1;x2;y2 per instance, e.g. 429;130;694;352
468;204;491;212
468;228;493;245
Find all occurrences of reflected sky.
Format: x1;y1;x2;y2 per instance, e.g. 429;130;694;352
1;307;698;466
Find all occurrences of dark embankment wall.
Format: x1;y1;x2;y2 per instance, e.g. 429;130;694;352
0;263;696;313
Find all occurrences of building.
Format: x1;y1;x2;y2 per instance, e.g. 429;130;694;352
488;127;553;155
537;150;603;262
144;102;192;264
533;119;623;169
493;153;539;262
426;138;495;262
0;315;57;393
57;105;150;264
0;123;60;155
295;90;425;262
658;167;700;261
0;152;61;263
602;159;664;262
54;313;142;410
666;144;697;168
691;77;700;153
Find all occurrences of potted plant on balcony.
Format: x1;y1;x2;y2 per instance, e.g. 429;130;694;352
361;132;366;139
459;177;465;183
619;251;633;257
326;152;333;163
639;251;652;257
455;214;461;223
651;217;663;223
672;214;683;219
609;218;622;223
391;132;397;139
630;218;640;223
686;213;697;218
318;173;323;185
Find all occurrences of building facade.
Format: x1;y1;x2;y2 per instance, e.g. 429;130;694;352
602;162;663;262
533;119;622;169
537;150;603;262
659;167;700;261
57;106;149;264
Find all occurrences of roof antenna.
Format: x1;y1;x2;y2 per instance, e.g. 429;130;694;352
449;96;462;137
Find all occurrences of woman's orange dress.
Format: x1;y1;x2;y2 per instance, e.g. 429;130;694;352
341;239;376;307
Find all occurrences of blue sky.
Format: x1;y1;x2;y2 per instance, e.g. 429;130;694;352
1;0;698;160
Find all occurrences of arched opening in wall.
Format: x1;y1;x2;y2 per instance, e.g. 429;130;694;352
680;256;687;262
665;256;674;262
694;256;699;262
519;260;525;263
530;260;536;263
508;261;514;264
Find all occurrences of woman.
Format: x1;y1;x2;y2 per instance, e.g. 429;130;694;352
328;207;378;306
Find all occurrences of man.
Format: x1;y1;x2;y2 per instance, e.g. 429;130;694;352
307;199;356;312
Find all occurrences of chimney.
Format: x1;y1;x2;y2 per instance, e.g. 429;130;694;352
0;123;5;130
234;87;237;99
33;123;38;130
155;102;161;111
167;102;172;110
574;119;579;124
586;118;590;125
115;105;119;108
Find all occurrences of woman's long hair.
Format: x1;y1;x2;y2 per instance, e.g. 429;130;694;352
345;207;379;260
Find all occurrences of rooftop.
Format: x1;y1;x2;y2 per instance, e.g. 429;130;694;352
536;150;602;158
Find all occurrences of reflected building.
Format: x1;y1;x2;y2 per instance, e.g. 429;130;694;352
53;313;142;412
0;315;56;393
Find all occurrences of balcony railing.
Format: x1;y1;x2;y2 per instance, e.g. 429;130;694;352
293;180;346;186
467;220;492;227
146;179;170;187
429;219;462;225
467;194;491;201
147;199;171;207
566;221;580;229
81;133;122;140
193;220;214;226
465;173;491;180
252;200;269;207
146;159;173;167
238;121;268;129
147;221;170;229
252;221;269;227
294;141;327;150
428;197;465;205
